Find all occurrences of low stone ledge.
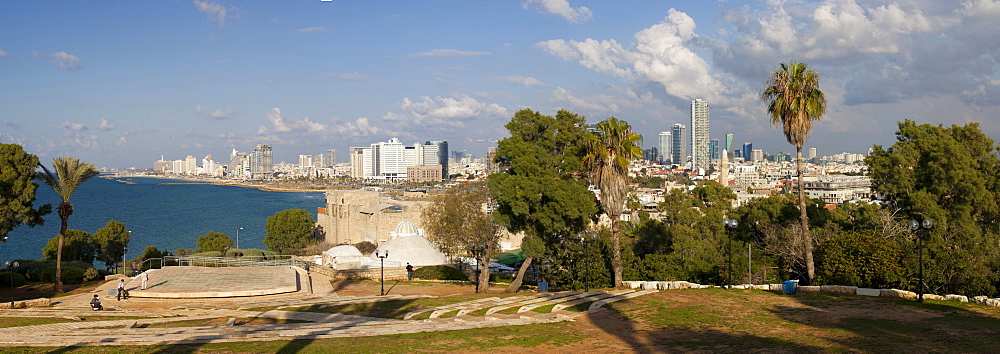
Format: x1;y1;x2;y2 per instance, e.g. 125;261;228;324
985;299;1000;307
879;289;917;300
944;294;968;302
768;284;783;292
622;281;643;289
798;286;821;292
856;288;880;297
820;285;858;294
640;282;658;290
924;294;945;301
0;298;51;309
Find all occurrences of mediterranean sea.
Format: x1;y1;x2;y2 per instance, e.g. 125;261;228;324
1;176;325;266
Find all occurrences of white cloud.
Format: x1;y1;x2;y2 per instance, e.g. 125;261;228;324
326;72;382;82
60;122;87;131
399;95;508;127
50;51;81;70
116;136;127;146
264;107;326;133
327;117;393;137
294;26;326;34
210;108;236;120
523;0;592;23
498;75;545;87
409;49;491;57
0;49;7;56
552;87;612;112
193;0;229;25
97;117;115;131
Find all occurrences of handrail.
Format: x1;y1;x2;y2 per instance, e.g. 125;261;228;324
150;255;312;270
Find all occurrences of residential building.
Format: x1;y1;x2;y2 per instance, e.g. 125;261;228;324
671;123;686;166
690;99;711;171
658;131;672;164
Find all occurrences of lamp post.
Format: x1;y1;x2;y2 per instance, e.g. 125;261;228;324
236;227;244;250
124;231;131;275
723;218;738;287
5;261;17;308
375;250;388;296
910;218;933;302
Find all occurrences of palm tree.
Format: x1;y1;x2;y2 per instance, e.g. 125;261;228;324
760;61;827;284
37;157;100;293
584;117;643;287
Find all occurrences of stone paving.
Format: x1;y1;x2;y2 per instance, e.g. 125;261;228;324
0;266;657;347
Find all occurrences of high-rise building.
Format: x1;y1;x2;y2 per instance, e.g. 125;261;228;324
808;147;817;160
709;139;720;160
725;133;735;159
742;142;753;162
299;155;314;168
671;123;686;166
249;144;273;179
750;149;764;162
690;99;711;171
423;140;449;179
185;155;197;175
349;147;367;178
372;137;405;178
658;131;672;164
325;149;336;167
644;147;658;163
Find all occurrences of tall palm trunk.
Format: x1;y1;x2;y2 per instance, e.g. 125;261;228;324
55;202;72;293
610;215;623;287
796;147;813;284
504;257;533;293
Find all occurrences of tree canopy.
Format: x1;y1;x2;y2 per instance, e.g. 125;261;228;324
93;220;130;268
0;143;50;240
866;120;1000;295
197;231;233;253
264;209;318;254
43;229;94;264
422;181;501;293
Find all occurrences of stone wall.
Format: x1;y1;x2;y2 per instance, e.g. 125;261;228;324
311;264;409;281
0;298;51;309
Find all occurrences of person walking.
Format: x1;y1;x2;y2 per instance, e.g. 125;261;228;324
140;270;149;290
406;263;414;281
116;279;127;300
131;261;138;276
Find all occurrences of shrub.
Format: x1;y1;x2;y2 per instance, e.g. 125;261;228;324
413;265;468;281
83;268;100;282
354;241;377;255
191;251;223;258
815;230;907;289
41;267;87;284
0;272;27;287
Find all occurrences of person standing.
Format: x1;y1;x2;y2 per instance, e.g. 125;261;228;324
140;270;149;290
116;278;127;300
131;261;138;276
406;263;414;281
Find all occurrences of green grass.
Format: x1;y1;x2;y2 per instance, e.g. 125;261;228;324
0;317;77;328
284;294;497;320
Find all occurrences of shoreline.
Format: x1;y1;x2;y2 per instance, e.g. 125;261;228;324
102;174;334;193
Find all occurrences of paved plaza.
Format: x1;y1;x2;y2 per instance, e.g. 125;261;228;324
0;265;653;347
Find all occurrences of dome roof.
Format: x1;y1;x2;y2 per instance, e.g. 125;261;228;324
394;221;420;237
372;234;448;266
323;245;364;258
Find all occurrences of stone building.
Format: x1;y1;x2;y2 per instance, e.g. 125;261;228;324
315;190;430;245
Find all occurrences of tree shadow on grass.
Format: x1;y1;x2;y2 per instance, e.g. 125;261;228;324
770;292;1000;352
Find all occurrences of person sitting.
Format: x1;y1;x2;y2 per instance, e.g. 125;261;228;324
90;295;103;311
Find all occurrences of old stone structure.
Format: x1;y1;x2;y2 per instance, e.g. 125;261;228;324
316;190;431;245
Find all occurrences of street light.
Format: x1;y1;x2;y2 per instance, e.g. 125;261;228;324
910;218;933;302
5;261;18;308
236;227;244;250
723;218;739;287
375;250;388;296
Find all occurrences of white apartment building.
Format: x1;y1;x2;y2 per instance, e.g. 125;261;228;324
690;99;710;171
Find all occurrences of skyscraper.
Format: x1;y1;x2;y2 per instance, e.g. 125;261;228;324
349;147;367;178
423;140;449;179
671;123;686;166
325;149;336;167
725;133;735;159
742;142;753;162
808;147;817;160
709;139;720;160
658;131;672;164
690;99;710;171
249;144;273;179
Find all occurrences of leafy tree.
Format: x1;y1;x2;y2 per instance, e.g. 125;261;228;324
584;116;643;287
264;208;318;254
815;229;907;288
760;61;827;284
423;181;501;293
134;246;170;271
489;109;598;292
866;120;1000;295
93;220;130;269
0;143;50;241
43;229;95;264
36;157;100;293
196;231;233;253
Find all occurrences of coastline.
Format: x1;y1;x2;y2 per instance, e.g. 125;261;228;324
102;174;338;193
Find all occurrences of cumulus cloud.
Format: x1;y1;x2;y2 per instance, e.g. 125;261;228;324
294;26;326;34
523;0;593;23
264;107;326;133
327;117;393;137
399;95;508;127
498;75;545;87
60;122;88;131
408;49;491;57
50;51;81;70
97;117;115;131
193;0;229;25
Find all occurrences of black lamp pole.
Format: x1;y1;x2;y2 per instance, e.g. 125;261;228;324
910;218;933;302
724;218;738;287
6;261;17;308
376;250;388;296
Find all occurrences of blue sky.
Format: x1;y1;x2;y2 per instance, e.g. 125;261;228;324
2;0;998;168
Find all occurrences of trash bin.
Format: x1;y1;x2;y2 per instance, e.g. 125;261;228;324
538;281;549;292
782;281;797;295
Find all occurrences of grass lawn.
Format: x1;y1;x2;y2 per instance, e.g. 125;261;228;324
4;288;1000;352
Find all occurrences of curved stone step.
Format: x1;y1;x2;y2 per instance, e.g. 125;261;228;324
551;290;633;311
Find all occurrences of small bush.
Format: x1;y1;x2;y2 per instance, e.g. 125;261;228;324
41;267;87;284
83;268;100;282
0;272;27;287
354;241;377;255
413;265;468;281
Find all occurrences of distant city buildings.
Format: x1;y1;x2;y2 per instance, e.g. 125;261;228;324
671;123;686;166
348;138;449;182
690;99;711;172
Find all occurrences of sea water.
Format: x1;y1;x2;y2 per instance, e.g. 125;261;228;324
1;176;324;265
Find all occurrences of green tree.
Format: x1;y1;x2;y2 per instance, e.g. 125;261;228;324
264;209;317;254
584;116;643;287
866;120;1000;295
489;109;598;292
815;229;907;289
36;157;100;293
93;220;130;269
0;143;50;241
197;231;233;253
43;229;95;264
422;181;501;293
760;61;828;284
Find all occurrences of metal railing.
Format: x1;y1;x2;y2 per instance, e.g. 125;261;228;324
139;255;311;270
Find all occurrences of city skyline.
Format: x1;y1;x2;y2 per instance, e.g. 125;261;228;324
2;1;998;168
